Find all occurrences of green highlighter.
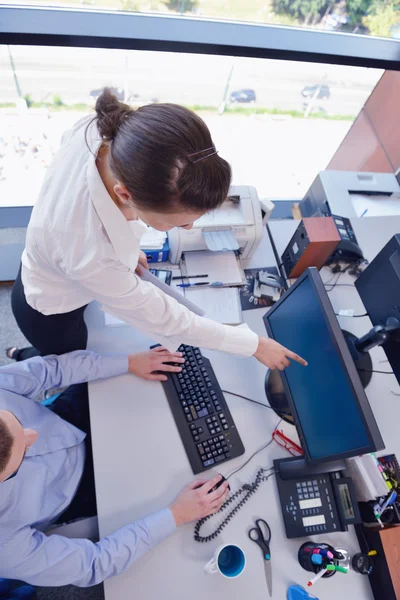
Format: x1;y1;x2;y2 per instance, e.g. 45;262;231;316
325;564;348;574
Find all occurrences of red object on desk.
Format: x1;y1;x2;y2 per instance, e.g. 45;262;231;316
272;429;304;456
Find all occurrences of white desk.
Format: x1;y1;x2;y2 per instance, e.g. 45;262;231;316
84;219;400;600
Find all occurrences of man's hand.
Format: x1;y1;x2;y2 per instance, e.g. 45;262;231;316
128;346;185;381
135;250;149;276
254;337;307;371
169;475;230;526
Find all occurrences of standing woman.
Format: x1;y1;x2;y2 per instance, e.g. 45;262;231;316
9;89;306;374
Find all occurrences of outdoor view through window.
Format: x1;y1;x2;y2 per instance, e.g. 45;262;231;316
8;0;400;39
1;45;383;207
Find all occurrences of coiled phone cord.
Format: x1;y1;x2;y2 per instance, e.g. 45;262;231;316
194;467;276;543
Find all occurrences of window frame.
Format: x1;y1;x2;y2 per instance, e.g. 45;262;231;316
1;4;400;70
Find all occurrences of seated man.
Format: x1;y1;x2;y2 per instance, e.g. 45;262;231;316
0;350;229;587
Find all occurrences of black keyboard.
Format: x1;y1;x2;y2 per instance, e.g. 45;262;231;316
158;344;245;474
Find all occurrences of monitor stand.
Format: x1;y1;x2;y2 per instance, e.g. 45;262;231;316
265;329;373;422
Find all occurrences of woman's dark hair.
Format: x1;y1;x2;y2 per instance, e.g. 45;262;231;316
92;88;231;214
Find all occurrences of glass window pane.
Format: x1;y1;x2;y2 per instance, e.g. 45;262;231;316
0;45;382;207
11;0;400;39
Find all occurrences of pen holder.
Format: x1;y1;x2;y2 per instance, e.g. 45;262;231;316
298;542;336;578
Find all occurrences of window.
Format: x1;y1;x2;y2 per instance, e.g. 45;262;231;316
0;44;382;207
11;0;400;40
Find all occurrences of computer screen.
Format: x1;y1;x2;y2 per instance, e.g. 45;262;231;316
355;234;400;385
264;268;384;463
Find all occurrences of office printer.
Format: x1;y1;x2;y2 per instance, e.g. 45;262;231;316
168;185;267;263
300;170;400;219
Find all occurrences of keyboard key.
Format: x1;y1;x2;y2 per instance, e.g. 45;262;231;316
207;383;212;388
197;408;209;418
217;448;224;455
219;435;225;441
213;437;219;443
206;417;212;424
207;453;212;459
210;445;216;451
203;458;215;467
215;454;226;463
190;424;196;430
186;415;193;422
184;407;190;414
210;428;216;435
212;416;218;422
225;452;231;458
194;435;200;442
223;424;229;430
198;427;203;434
212;451;218;457
190;406;198;420
219;413;225;419
215;427;221;433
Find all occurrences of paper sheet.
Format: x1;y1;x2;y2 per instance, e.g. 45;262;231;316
139;227;167;249
185;287;242;325
184;250;244;286
203;230;239;252
351;193;400;217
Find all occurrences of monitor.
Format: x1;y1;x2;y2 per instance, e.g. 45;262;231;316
263;267;384;464
355;235;400;385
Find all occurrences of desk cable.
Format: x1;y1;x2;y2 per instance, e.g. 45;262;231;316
194;468;276;543
194;391;283;543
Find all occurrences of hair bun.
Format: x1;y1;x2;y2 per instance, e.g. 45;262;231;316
95;87;132;140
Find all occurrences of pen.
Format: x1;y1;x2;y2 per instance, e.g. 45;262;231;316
177;281;223;288
379;490;397;515
172;274;208;280
360;209;368;218
307;568;326;587
177;282;210;288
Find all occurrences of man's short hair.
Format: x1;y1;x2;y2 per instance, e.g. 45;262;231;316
0;416;14;474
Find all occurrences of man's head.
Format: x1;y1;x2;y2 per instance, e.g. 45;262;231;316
0;411;38;482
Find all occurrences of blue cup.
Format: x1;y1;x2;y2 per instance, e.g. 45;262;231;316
204;544;246;578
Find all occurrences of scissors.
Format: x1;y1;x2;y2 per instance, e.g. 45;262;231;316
248;518;272;597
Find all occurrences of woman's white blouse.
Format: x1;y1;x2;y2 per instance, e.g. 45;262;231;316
22;115;258;356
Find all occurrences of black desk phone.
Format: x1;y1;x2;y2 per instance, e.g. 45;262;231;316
274;457;361;539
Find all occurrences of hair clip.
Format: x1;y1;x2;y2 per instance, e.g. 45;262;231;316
187;146;218;164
